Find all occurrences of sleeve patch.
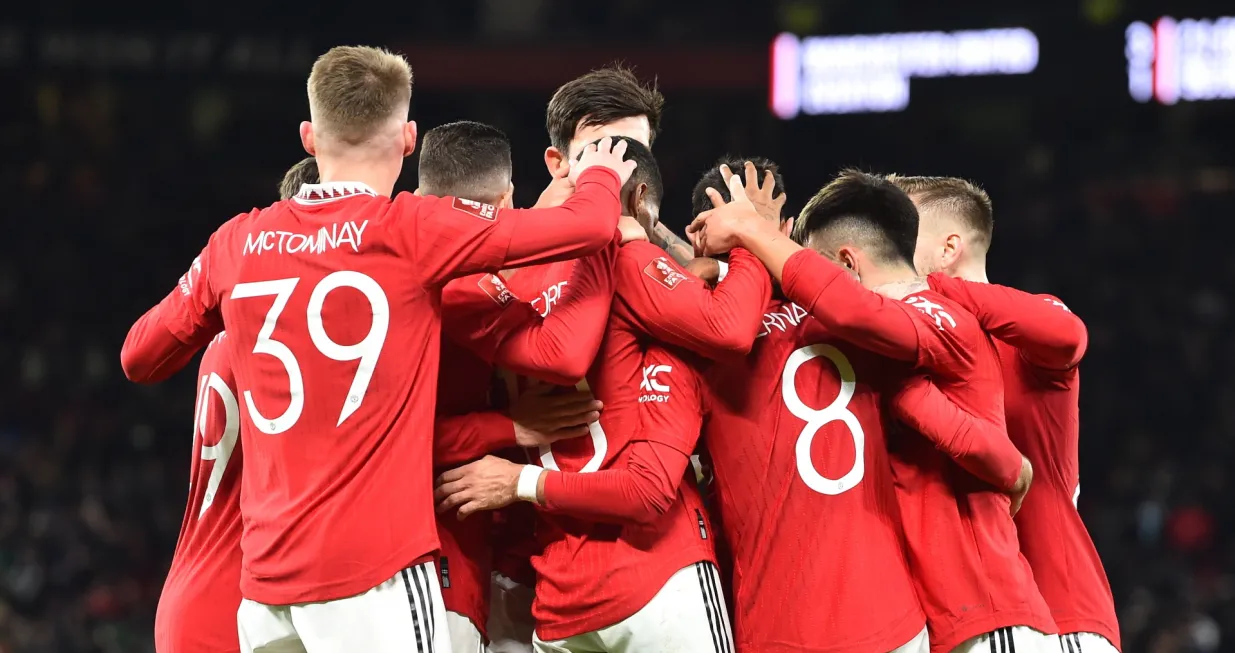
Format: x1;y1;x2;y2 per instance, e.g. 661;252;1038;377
643;256;690;290
452;197;499;221
477;274;516;306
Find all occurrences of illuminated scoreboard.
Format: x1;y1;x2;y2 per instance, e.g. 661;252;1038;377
1126;16;1235;104
769;28;1039;118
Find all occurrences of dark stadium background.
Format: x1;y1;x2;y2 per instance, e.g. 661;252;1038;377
2;0;1234;651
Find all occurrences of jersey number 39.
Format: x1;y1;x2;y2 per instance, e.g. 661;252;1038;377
782;344;865;496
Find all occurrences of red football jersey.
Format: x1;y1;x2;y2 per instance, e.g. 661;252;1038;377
661;301;926;653
780;251;1056;653
155;331;243;653
928;276;1119;648
120;169;622;605
525;241;770;640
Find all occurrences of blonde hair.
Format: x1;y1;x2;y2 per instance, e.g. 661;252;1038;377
886;174;993;248
307;46;412;145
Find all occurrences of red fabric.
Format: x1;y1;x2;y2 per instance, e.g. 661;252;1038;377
541;439;694;526
929;278;1118;647
155;333;242;653
928;274;1088;371
120;169;622;606
780;251;1056;652
434;412;515;468
695;301;926;653
519;242;769;640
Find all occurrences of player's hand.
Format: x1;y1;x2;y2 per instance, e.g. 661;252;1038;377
719;161;786;225
435;456;523;519
510;385;601;448
684;257;722;286
1009;455;1033;516
570;136;637;187
618;215;649;244
686;172;769;256
533;159;575;209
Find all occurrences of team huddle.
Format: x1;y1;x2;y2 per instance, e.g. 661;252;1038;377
120;44;1120;653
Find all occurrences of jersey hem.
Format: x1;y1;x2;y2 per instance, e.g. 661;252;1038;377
239;543;437;605
737;606;924;653
532;547;714;641
928;610;1057;653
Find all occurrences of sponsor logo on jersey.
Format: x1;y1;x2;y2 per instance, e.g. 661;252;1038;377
178;256;203;296
643;256;689;290
478;274;516;306
242;220;370;256
638;364;673;403
904;295;957;331
452;197;499;221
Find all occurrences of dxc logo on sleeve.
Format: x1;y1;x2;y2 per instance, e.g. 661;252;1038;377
904;295;957;331
638;364;673;403
178;256;203;297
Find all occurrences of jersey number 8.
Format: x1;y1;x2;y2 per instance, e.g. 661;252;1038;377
782;344;865;496
232;271;389;434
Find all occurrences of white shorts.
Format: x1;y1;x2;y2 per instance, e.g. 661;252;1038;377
1056;633;1119;653
487;573;534;653
532;562;733;653
952;627;1056;653
892;627;929;653
238;561;451;653
448;611;485;653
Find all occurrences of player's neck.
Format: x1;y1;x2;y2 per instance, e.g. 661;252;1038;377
316;156;401;198
950;259;990;284
864;264;926;300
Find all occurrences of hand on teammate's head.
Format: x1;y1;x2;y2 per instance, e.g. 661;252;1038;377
569;136;638;187
718;161;787;226
687;172;767;256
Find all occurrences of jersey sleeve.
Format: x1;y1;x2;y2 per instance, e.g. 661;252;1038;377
779;249;921;363
928;273;1088;372
616;244;771;359
490;243;618;385
889;375;1023;491
405;167;623;287
121;238;224;383
434;412;517;468
538;346;704;524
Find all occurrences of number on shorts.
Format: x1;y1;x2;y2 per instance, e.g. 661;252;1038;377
782;344;864;495
194;372;240;517
232;271;389;433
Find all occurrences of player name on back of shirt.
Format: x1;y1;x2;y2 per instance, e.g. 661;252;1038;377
242;220;370;256
758;302;809;337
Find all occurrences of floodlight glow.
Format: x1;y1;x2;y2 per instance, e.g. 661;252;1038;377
769;28;1039;118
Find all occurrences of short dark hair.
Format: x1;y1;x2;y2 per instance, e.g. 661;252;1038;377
691;156;786;219
546;64;665;155
793;169;919;268
886;175;994;249
418;121;512;203
279;157;320;200
577;136;662;209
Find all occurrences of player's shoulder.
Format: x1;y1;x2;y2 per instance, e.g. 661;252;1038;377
617;241;695;292
199;331;237;382
901;288;983;337
443;272;520;311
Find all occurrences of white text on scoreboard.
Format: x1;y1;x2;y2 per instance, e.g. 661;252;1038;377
769;29;1039;118
1127;17;1235;104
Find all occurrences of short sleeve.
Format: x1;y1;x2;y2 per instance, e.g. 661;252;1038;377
636;345;706;457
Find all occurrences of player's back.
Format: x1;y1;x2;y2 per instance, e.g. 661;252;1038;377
888;290;1055;652
509;253;715;641
209;184;492;604
998;341;1119;647
155;331;243;653
703;300;924;653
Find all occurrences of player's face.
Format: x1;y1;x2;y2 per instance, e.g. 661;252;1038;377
566;116;651;160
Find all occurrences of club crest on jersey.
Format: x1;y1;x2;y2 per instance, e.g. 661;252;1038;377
452;197;498;221
643;257;689;290
904;295;957;331
639;364;672;403
477;274;516;306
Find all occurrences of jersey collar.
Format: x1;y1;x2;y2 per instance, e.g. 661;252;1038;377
294;181;379;205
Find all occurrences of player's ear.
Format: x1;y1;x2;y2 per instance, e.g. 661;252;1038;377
402;121;418;158
499;182;515;209
626;182;647;218
413;187;423;197
544;147;567;177
300;122;316;156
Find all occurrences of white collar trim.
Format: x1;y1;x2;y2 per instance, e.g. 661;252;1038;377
294;181;379;204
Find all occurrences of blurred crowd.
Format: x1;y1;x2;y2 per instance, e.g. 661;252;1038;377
2;57;1234;653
